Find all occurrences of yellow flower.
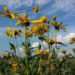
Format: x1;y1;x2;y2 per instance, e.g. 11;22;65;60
69;37;75;44
12;63;18;67
31;23;48;37
51;59;55;62
4;26;21;38
36;50;41;55
40;16;50;23
4;26;14;38
61;49;66;54
45;37;64;46
46;39;54;45
51;21;67;32
32;5;41;12
16;13;31;27
23;31;33;38
2;53;8;57
0;6;22;19
49;54;54;58
4;32;10;37
41;50;48;55
13;29;22;37
31;16;51;24
67;53;72;56
53;15;57;20
59;57;66;62
8;58;16;64
59;57;64;62
50;64;55;70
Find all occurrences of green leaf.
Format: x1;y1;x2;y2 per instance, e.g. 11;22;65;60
38;44;41;49
38;36;46;41
9;43;16;52
73;48;75;54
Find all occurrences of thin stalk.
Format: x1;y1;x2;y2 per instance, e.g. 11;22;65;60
47;24;51;74
55;30;58;57
24;26;29;75
15;36;21;57
10;18;14;44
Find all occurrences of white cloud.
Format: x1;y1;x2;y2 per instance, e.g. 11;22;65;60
0;0;51;9
41;0;75;16
0;0;33;9
32;42;39;48
52;0;75;11
19;48;24;52
36;0;51;6
57;33;75;43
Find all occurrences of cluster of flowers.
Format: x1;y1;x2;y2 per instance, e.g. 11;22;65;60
0;5;75;75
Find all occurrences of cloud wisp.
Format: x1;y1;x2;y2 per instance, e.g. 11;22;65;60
0;0;51;10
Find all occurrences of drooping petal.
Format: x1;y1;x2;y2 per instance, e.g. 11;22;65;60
10;12;15;19
14;12;22;15
16;20;22;25
36;5;39;9
58;22;63;26
4;32;9;36
24;13;28;19
16;16;24;21
30;20;42;23
3;6;10;13
0;12;7;15
0;15;8;17
6;26;12;32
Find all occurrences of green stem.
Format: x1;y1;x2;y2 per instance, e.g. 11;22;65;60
10;18;13;30
15;37;21;57
55;30;58;57
24;27;29;75
10;18;14;45
10;18;16;55
47;24;51;74
48;24;50;40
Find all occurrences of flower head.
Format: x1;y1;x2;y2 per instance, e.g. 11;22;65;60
0;6;22;19
32;5;41;12
4;26;21;38
36;50;41;55
24;31;33;38
51;21;67;32
69;37;75;44
53;15;57;20
2;53;8;57
31;16;51;24
61;49;66;54
31;23;48;37
16;13;31;27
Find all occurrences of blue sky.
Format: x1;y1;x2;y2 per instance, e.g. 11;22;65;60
0;0;75;54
